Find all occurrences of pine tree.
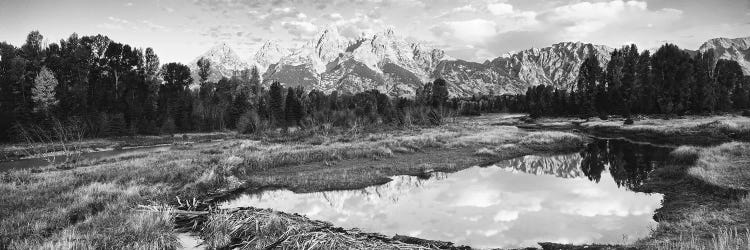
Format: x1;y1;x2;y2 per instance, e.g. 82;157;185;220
621;44;639;115
715;59;743;111
431;78;449;108
605;49;625;115
692;51;716;113
269;81;284;126
32;66;59;114
576;56;603;118
284;87;303;127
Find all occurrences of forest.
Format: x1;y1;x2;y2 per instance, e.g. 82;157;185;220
0;31;455;142
2;31;749;142
516;44;750;118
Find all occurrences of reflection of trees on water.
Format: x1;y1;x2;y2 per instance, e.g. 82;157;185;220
579;139;672;190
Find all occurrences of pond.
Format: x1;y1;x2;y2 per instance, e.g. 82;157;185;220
221;139;672;248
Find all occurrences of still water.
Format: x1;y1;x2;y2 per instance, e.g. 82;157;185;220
221;139;671;248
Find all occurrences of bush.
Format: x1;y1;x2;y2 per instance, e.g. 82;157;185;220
236;110;260;134
742;110;750;117
598;114;609;120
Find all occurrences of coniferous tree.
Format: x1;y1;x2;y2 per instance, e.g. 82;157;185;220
651;44;694;114
621;44;639;116
284;87;303;127
605;49;625;115
635;51;654;114
692;51;716;113
576;56;603;118
159;62;192;131
431;78;449;108
715;59;743;111
269;81;284;126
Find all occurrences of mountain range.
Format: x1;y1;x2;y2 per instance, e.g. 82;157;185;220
189;28;750;97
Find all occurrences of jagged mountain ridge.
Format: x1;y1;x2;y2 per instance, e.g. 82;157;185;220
699;36;750;75
263;27;449;96
190;32;749;97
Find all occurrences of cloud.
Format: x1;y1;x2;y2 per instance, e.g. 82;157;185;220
453;4;477;13
332;13;386;38
322;13;344;21
281;21;318;38
108;16;130;25
541;0;681;37
493;210;519;222
142;20;171;32
431;19;498;44
487;3;514;15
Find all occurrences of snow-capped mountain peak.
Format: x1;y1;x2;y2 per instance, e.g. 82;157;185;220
253;40;289;72
189;42;250;86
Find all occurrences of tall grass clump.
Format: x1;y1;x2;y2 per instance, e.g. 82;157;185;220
654;227;750;250
686;142;750;191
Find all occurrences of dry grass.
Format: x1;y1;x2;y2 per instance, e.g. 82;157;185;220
201;208;433;250
684;142;750;191
580;115;750;145
652;227;750;250
639;142;750;250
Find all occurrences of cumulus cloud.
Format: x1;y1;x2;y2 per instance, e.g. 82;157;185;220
281;21;318;38
322;13;344;21
431;19;498;44
487;3;514;15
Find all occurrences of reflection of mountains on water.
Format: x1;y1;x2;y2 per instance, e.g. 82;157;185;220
243;173;449;209
498;154;584;178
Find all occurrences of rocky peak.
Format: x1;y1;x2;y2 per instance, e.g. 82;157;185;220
311;26;348;63
253;40;288;71
189;42;250;87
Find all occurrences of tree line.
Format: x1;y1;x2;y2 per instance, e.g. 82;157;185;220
517;43;750;118
0;31;456;142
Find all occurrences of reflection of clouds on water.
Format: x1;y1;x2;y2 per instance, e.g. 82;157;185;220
222;143;665;249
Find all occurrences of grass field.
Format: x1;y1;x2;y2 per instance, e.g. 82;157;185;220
635;142;750;250
0;114;586;249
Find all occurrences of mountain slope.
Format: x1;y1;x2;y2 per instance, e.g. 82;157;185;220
189;43;250;86
253;40;289;73
699;36;750;75
263;27;450;97
431;42;612;96
191;31;749;97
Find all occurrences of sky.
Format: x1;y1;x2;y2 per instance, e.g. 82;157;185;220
1;0;748;64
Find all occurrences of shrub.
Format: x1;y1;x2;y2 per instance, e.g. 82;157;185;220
624;118;634;125
236;110;260;134
742;110;750;117
427;109;442;126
